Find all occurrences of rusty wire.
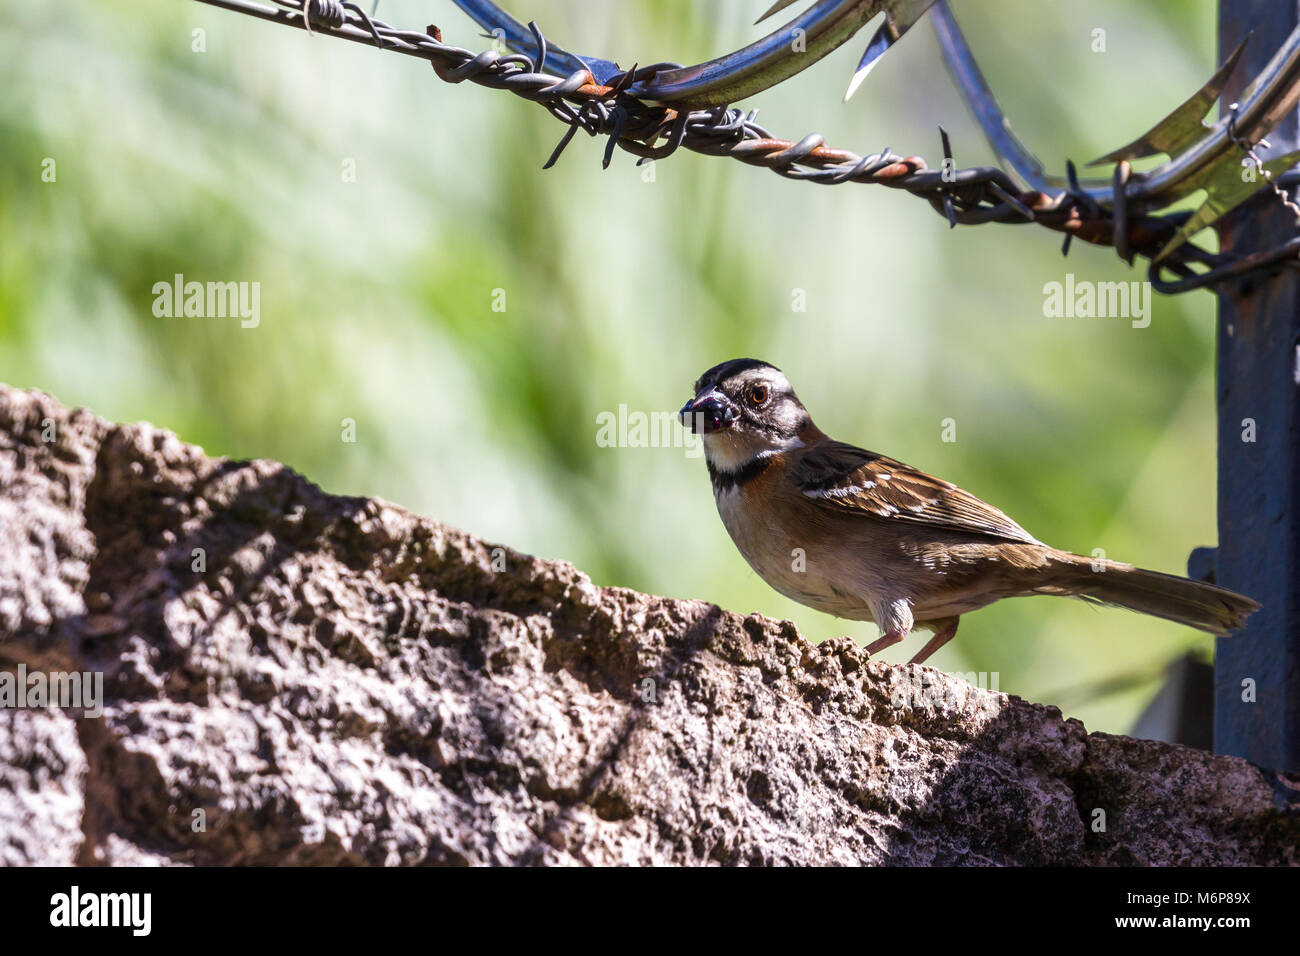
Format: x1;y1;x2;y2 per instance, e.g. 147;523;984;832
192;0;1300;296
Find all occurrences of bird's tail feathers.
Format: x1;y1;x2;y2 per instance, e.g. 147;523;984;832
1039;551;1259;636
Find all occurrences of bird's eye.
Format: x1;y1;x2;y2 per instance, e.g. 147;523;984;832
749;384;769;405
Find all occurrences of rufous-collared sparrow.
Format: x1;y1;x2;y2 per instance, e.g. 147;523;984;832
680;358;1259;664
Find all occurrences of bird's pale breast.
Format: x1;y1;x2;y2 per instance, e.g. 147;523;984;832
713;466;883;621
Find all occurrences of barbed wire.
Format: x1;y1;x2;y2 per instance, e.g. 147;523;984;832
194;0;1300;295
1227;101;1300;223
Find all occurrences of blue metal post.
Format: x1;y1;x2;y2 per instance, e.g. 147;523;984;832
1212;0;1300;772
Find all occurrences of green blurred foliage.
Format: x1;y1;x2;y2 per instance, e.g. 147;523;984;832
1;0;1224;734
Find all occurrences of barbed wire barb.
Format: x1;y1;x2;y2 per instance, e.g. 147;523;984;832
190;0;1300;295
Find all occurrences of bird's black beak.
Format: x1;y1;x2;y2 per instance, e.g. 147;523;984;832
680;387;736;434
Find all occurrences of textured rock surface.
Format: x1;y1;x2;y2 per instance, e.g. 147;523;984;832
1;383;1297;866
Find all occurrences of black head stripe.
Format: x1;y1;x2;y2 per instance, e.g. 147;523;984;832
694;358;779;394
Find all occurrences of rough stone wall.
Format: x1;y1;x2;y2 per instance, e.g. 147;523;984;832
1;384;1297;865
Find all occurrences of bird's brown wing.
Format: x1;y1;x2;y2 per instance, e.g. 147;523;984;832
792;440;1041;544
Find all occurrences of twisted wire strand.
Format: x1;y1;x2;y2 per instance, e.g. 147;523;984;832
195;0;1300;295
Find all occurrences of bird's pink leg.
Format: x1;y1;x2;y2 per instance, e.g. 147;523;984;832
864;629;905;657
907;618;960;665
